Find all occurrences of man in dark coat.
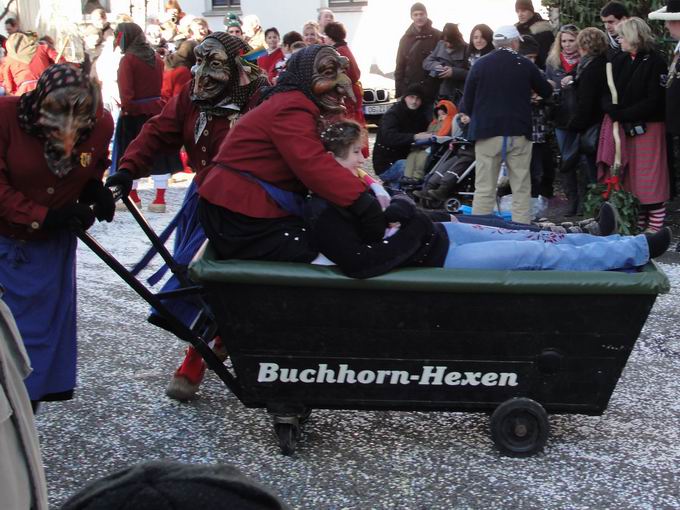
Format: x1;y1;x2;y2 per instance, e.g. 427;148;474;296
514;0;554;69
372;83;431;187
459;25;552;224
600;1;629;60
394;2;441;104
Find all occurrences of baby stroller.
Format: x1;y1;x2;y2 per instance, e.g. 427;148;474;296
412;117;476;213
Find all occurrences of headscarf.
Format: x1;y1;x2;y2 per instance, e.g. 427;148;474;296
190;32;269;141
6;32;38;64
259;44;324;107
17;64;97;177
114;22;157;67
164;39;197;70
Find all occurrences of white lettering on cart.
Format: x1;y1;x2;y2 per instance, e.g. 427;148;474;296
257;363;520;387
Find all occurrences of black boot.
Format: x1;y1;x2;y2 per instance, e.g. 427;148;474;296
596;202;618;236
645;227;671;259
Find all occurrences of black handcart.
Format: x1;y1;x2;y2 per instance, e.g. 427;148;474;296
79;197;670;457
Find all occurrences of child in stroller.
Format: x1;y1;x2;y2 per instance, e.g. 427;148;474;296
412;114;475;211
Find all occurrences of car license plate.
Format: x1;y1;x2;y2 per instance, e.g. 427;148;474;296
364;104;390;115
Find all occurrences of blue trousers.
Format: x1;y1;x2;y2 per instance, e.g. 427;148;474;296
378;159;406;188
442;222;649;271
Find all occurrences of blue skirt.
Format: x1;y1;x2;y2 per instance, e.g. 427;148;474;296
132;180;206;328
0;231;77;401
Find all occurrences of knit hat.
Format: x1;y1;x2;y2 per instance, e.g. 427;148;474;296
519;34;539;56
59;461;288;510
410;2;427;15
404;83;425;99
223;12;241;28
515;0;535;11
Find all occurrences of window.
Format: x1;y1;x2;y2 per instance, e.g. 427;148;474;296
329;0;368;7
212;0;241;8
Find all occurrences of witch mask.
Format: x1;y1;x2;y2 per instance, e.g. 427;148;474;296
191;37;233;105
311;46;354;114
37;86;97;176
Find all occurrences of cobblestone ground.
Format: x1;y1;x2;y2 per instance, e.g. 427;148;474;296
35;166;680;509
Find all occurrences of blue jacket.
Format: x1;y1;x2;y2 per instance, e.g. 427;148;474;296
459;48;552;141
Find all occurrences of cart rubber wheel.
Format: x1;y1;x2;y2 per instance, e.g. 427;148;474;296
445;198;461;213
275;423;299;456
490;398;549;457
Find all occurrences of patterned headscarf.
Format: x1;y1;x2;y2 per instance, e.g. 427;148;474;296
259;44;324;108
190;32;269;141
114;22;157;67
17;64;97;177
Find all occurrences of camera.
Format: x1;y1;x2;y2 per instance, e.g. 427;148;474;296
623;122;646;137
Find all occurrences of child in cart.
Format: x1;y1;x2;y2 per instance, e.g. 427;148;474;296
311;121;671;279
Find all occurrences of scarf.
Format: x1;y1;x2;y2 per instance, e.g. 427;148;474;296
190;32;269;142
165;39;197;70
560;50;580;73
575;54;594;79
17;64;96;178
6;32;38;64
259;44;324;108
115;23;156;67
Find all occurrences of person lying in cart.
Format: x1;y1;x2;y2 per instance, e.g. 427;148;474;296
104;33;270;401
0;64;115;410
309;120;671;279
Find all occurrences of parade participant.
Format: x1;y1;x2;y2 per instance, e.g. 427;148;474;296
110;22;166;211
0;64;115;408
106;33;269;401
197;44;385;265
161;39;196;100
311;121;671;279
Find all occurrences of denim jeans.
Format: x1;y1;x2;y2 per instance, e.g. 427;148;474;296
378;159;406;188
441;222;649;271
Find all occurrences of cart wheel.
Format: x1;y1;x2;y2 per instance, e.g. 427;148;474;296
445;198;461;213
490;398;549;457
274;423;299;456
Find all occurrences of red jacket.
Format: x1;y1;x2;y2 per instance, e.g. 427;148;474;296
198;90;366;219
257;48;283;83
3;45;64;96
117;53;165;116
0;96;114;240
119;82;256;180
161;66;192;101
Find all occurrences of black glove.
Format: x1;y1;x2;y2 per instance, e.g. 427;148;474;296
79;179;115;222
43;203;96;231
347;190;386;242
104;169;134;199
384;195;417;224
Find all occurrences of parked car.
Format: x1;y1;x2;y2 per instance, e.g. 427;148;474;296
361;72;398;126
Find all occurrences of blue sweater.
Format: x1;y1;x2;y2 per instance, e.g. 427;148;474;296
459;48;553;141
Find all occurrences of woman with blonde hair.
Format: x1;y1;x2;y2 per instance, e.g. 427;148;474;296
302;20;321;45
601;17;669;232
546;24;582;213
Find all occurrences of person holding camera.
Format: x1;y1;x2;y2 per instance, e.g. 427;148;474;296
422;23;469;105
603;17;669;232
